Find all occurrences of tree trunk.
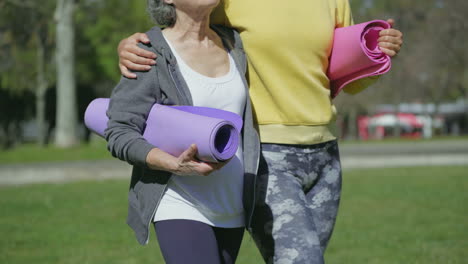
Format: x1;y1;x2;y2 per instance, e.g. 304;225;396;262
54;0;78;147
35;30;48;146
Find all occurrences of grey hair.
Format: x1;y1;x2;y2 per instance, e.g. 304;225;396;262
147;0;176;27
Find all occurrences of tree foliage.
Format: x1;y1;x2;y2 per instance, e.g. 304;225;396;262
0;0;154;147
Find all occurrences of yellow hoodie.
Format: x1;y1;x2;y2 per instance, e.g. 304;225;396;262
212;0;373;144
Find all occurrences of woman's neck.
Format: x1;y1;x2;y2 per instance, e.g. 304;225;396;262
163;8;216;46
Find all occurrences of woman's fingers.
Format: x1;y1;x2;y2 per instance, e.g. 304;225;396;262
386;18;395;28
212;158;231;170
119;46;156;65
132;45;157;60
377;35;403;46
118;49;155;76
119;64;137;79
117;32;157;76
132;32;151;44
125;33;156;59
379;28;403;39
195;158;232;175
123;46;156;64
179;144;198;163
378;28;403;57
379;47;397;57
174;144;234;176
122;43;157;61
378;41;401;53
195;162;219;176
121;59;152;72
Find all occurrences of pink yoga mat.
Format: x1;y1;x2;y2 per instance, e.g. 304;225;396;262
84;98;242;163
328;20;392;98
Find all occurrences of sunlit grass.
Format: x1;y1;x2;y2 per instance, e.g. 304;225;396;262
1;136;467;165
0;138;112;165
1;166;466;263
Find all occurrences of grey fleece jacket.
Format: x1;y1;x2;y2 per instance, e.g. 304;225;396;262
104;25;260;245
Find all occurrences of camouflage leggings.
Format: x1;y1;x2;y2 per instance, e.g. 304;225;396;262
250;140;342;264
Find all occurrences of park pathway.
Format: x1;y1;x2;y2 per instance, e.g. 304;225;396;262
1;140;467;185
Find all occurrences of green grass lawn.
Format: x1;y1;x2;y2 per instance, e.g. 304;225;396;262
0;166;467;264
339;135;468;145
0;138;112;165
1;136;467;165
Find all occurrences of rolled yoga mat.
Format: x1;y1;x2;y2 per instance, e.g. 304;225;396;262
84;98;243;163
328;20;392;98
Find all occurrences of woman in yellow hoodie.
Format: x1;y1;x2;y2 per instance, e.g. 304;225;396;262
116;1;403;263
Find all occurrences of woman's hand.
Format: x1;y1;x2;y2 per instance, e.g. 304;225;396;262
118;33;157;78
146;144;225;176
378;19;403;57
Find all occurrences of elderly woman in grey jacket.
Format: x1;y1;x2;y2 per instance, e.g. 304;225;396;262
104;0;260;263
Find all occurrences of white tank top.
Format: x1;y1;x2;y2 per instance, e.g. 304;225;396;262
153;35;247;227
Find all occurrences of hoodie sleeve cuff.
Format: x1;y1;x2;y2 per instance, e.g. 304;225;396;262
127;138;155;168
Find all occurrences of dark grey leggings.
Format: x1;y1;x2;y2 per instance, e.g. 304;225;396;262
250;140;342;264
154;219;244;264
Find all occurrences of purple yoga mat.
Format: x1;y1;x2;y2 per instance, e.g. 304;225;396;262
328;20;392;98
84;98;242;163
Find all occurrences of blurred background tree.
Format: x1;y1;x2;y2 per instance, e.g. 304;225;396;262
0;0;56;147
0;0;466;148
0;0;151;149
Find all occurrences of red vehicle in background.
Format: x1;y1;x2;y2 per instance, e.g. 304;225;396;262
358;113;424;140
